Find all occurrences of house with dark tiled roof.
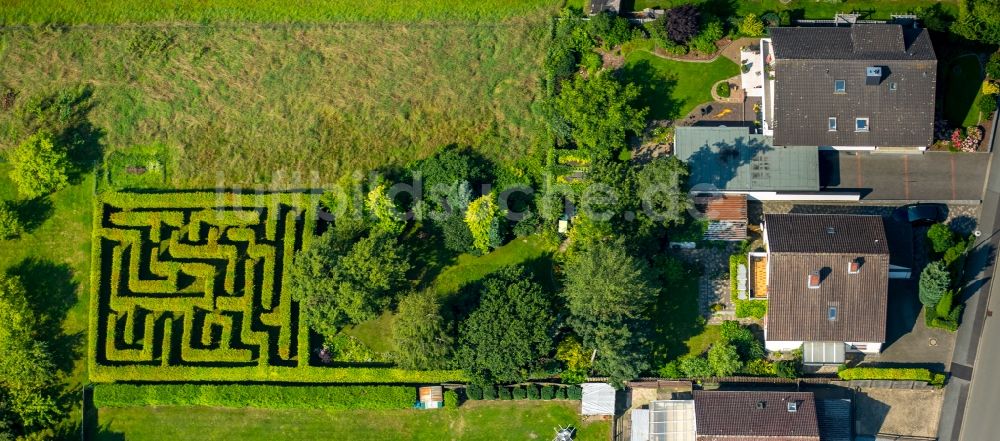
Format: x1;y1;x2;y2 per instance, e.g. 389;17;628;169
758;23;936;150
631;391;851;441
759;214;901;361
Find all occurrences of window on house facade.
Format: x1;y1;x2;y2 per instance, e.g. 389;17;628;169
855;118;869;132
834;80;846;93
828;117;837;131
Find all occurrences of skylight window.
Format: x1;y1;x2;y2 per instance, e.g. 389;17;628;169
828;117;837;131
828;306;838;321
834;80;846;94
889;82;897;91
855;118;869;132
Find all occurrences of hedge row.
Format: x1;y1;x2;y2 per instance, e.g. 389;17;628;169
837;367;945;386
465;384;582;401
94;384;415;410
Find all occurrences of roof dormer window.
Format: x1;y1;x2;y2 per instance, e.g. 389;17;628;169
855;118;869;132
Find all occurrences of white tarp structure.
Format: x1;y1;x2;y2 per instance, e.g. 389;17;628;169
581;383;616;416
631;409;650;441
649;400;696;441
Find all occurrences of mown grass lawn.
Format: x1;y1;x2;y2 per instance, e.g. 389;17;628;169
619;50;739;121
630;0;956;19
944;55;987;128
93;401;609;441
0;165;94;433
0;22;551;188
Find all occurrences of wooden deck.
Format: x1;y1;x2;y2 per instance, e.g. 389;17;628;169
751;254;768;299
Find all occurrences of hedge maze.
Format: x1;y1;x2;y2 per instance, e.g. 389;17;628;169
89;192;459;383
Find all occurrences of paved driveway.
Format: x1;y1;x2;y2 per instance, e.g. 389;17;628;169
820;151;989;201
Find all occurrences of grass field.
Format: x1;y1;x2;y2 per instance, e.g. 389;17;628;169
944;55;987;127
93;401;610;441
0;22;551;188
0;0;562;24
629;0;956;19
650;257;713;366
620;49;739;121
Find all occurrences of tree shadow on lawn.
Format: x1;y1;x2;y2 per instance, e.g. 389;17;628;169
6;257;84;374
440;254;556;327
12;195;54;233
648;255;707;368
618;58;682;121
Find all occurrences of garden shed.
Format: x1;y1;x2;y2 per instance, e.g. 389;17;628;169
417;386;443;409
581;383;616;416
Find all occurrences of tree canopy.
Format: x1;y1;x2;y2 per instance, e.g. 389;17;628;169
464;193;503;254
288;230;410;340
457;266;555;385
636;156;692;228
0;274;60;433
952;0;1000;45
563;239;658;387
392;291;452;370
551;73;647;158
665;4;700;44
7;132;70;199
707;342;742;377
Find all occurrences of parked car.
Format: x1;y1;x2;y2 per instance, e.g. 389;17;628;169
892;203;948;226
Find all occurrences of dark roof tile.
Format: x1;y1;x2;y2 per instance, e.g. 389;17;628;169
693;391;821;440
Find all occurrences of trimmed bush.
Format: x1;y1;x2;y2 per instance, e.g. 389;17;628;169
556;386;568;399
444;390;459;408
567;385;582;400
482;384;497;400
927;224;956;254
526;384;540;400
979;94;998;115
540;385;555;400
466;384;483;400
498;387;513;400
837;367;938;384
94;384;414;410
715;82;731;98
512;386;527;400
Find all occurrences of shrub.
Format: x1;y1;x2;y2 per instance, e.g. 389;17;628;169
927;224;956;254
581;51;602;73
526;384;540;400
731;254;768;319
540;385;555;400
708;342;742;377
774;359;801;379
94;384;415;410
444;390;459;408
737;13;765;37
919;261;951;308
679;355;714;378
979;94;998;115
659;359;684;379
735;300;767;319
943;239;968;269
482;385;497;400
983;80;1000;95
664;4;700;44
0;200;23;239
512;386;527;400
556;386;568;399
498;386;513;400
716;82;731;98
837;367;937;384
719;320;765;361
743;359;776;376
988;52;1000;79
466;384;483;400
567;385;583;400
689;21;723;54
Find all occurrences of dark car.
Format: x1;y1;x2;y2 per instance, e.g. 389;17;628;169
892;203;948;226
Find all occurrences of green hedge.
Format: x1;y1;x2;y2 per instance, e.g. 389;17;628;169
94;384;415;410
837;367;944;386
464;384;578;401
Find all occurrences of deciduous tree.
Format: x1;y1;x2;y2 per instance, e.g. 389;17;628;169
665;4;700;44
563;240;658;386
464;192;502;254
551;74;647;158
636;156;691;228
457;266;555;385
392;291;452;370
8;132;69;199
707;342;742;377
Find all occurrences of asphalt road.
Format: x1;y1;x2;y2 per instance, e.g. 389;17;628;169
953;128;1000;441
937;117;1000;440
820;151;988;201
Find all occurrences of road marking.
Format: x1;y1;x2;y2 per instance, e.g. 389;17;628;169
904;155;910;200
